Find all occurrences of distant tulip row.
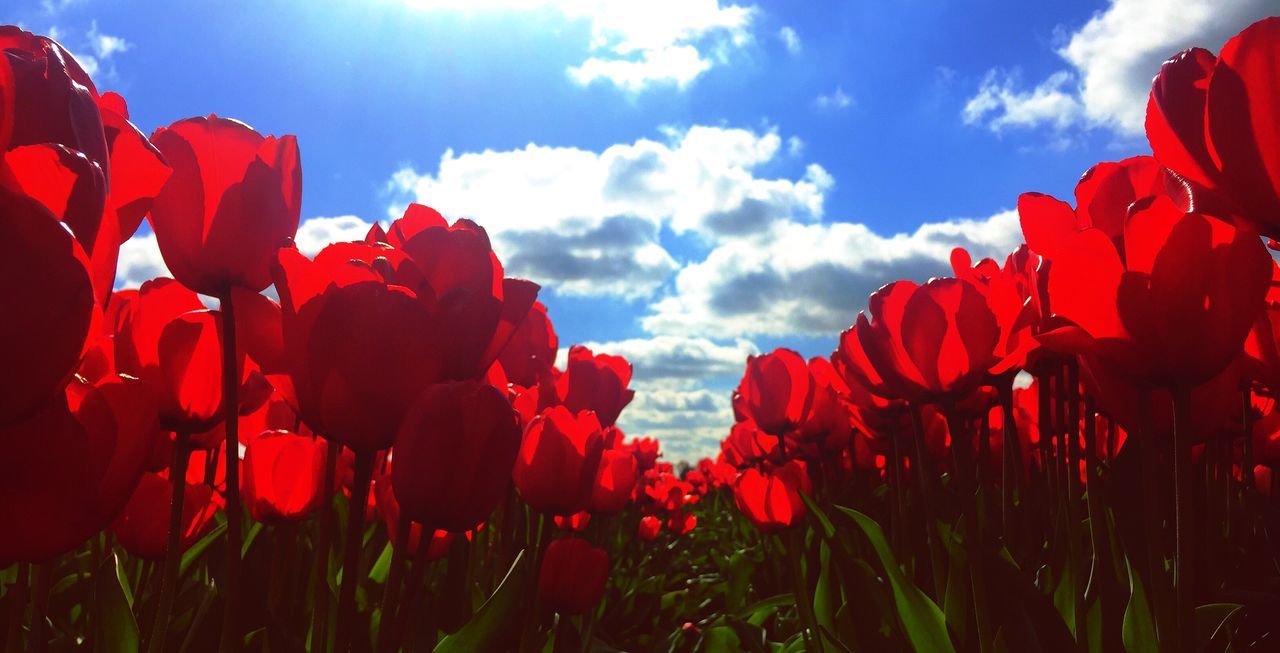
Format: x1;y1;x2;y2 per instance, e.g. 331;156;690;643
0;24;704;653
712;15;1280;653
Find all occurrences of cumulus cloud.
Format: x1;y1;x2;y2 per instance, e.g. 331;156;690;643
293;215;377;256
50;21;131;80
389;124;830;298
643;209;1022;337
404;0;756;92
618;380;734;461
580;335;758;383
114;231;168;290
778;26;801;54
814;86;853;111
963;0;1274;135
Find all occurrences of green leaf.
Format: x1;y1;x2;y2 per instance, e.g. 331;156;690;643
1194;603;1242;651
367;543;393;584
836;506;955;653
179;522;227;577
701;625;742;652
1121;557;1158;653
433;549;529;653
95;553;139;653
799;491;835;539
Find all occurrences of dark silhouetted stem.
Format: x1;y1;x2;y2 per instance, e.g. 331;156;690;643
391;531;437;651
26;562;52;653
1137;391;1173;652
1082;396;1120;652
1242;389;1255;490
1171;388;1195;650
310;441;340;652
334;450;375;653
945;409;992;653
786;529;824;653
6;562;27;652
375;514;412;653
148;432;192;653
218;291;242;653
909;405;947;601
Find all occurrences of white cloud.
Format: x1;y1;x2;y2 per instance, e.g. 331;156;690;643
963;69;1082;131
580;335;757;383
404;0;756;92
293;215;377;256
643;209;1022;337
964;0;1275;135
114;231;168;290
88;21;131;59
619;379;734;461
389;125;830;298
778;26;801;54
814;86;853;110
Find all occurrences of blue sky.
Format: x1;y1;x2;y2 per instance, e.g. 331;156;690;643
8;0;1274;460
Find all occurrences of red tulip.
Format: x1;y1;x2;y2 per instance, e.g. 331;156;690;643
1040;192;1270;388
272;204;538;452
589;448;638;514
371;477;453;560
0;374;159;561
554;511;592;532
732;460;811;534
149;114;301;296
557;345;635;428
853;278;999;404
1147;18;1280;238
0;186;98;425
537;537;610;615
112;279;266;434
736;348;814;436
722;420;777;469
112;471;217;560
242;430;325;523
950;248;1039;376
95;92;171;242
1;27;106;169
498;300;558;387
513;406;605;516
391;381;523;532
638;515;662;541
666;510;697;537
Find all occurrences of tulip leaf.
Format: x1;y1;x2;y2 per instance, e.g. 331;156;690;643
179;522;228;577
368;543;393;584
1195;603;1242;650
94;552;139;653
432;549;528;653
836;506;955;653
701;625;742;652
1121;556;1158;653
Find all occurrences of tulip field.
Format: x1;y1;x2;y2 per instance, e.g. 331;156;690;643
7;11;1280;653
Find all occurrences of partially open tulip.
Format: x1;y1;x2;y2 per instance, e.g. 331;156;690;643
112;471;217;560
0;374;159;561
557;345;635;428
736;348;813;436
514;406;605;516
391;381;522;532
589;448;638;514
854;279;999;405
537;537;610;615
148;115;301;296
0;186;97;425
371;477;454;560
95;92;171;242
732;461;811;534
638;515;662;541
272;204;538;452
1147;17;1280;238
243;430;325;523
1040;193;1270;388
498;300;558;387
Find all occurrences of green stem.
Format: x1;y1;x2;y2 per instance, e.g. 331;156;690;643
26;562;52;653
1137;391;1173;653
909;405;948;601
218;290;243;653
374;514;412;653
1171;388;1196;651
147;432;192;653
6;562;27;652
334;450;375;653
786;529;825;652
310;441;340;653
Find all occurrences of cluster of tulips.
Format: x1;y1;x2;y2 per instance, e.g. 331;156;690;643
705;15;1280;652
0;23;716;653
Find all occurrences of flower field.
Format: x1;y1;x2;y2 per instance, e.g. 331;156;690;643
5;12;1280;653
